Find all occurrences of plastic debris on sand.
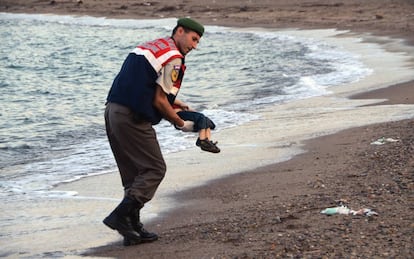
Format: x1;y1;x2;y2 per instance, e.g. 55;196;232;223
321;206;378;216
370;137;399;145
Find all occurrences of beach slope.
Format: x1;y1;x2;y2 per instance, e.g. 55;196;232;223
1;0;413;258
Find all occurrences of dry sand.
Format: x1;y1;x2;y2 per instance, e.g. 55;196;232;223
1;0;413;258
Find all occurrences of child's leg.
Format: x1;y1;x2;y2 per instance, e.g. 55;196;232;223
205;128;211;140
177;111;219;153
196;128;219;153
199;128;207;140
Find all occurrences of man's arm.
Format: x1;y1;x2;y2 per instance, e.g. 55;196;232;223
153;84;185;127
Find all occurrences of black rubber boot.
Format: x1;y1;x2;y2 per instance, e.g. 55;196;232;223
123;208;158;246
103;197;142;244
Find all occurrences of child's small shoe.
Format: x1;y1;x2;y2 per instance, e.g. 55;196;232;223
196;138;220;153
196;138;218;146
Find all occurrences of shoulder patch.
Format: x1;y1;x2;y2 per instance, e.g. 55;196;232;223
171;65;181;82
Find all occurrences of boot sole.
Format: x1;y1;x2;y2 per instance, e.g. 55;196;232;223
124;236;157;246
103;217;142;243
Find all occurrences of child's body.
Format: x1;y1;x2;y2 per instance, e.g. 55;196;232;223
173;100;220;153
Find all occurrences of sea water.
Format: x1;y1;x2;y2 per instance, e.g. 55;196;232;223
3;12;412;258
0;13;371;200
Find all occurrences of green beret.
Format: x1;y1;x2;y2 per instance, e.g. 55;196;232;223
177;18;204;37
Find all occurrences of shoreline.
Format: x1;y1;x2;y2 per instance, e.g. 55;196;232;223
350;80;414;105
1;0;413;258
67;27;414;257
81;80;414;258
80;78;414;258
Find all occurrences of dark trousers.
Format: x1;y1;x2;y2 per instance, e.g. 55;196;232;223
176;110;215;132
105;102;166;205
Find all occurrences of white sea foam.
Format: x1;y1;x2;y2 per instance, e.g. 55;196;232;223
0;13;393;201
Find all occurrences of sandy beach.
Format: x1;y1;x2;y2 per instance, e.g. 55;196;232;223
1;0;413;258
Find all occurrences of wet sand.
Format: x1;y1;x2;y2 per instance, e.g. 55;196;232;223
1;0;413;258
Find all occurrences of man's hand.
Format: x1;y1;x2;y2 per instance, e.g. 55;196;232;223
174;99;192;111
154;85;186;126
